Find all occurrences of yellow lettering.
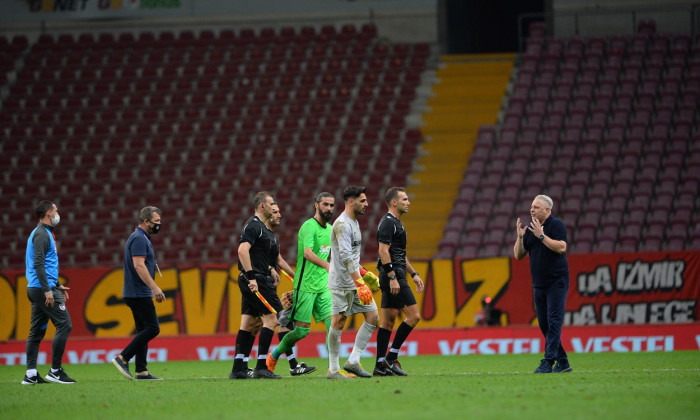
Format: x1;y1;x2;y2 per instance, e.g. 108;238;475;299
84;269;133;337
155;268;179;335
227;265;242;333
180;267;227;334
416;259;455;328
0;276;16;340
455;258;510;327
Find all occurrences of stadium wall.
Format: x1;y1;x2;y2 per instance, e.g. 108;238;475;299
1;251;697;338
1;323;699;365
0;0;438;44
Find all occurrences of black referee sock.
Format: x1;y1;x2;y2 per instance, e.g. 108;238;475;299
255;327;275;370
375;327;392;367
278;331;298;369
386;322;414;362
233;330;252;372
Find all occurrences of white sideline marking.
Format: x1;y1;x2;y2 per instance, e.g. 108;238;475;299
3;368;699;384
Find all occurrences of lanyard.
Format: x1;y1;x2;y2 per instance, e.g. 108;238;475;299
135;227;162;278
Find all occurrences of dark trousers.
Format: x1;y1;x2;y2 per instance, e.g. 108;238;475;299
533;281;569;362
26;287;72;370
121;297;160;372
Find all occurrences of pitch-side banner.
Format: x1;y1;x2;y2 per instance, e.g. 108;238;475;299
0;251;698;342
1;324;699;365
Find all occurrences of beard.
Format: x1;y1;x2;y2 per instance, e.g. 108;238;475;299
321;211;333;222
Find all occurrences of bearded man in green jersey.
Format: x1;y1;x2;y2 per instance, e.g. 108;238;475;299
266;192;335;372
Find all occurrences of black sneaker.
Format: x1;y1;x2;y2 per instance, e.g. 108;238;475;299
253;368;282;379
229;370;252;380
382;359;407;376
135;373;163;380
45;368;76;384
553;360;572;373
21;374;48;385
290;362;317;376
533;359;554;373
373;366;395;377
246;368;255;378
111;356;133;380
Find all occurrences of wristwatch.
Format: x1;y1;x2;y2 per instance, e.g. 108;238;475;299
389;274;397;280
538;233;545;241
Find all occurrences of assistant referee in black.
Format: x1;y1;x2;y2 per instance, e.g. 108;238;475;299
373;187;424;377
230;191;283;380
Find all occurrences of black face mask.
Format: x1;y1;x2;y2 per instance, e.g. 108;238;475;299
149;221;161;234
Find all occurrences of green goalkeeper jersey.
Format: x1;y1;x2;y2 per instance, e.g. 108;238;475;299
294;217;332;293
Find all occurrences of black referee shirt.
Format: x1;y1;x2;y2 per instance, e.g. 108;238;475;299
376;212;407;269
237;215;275;274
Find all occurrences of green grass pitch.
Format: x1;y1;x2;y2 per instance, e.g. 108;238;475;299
2;352;699;419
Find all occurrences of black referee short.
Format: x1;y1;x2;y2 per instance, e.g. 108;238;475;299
238;273;283;316
379;266;417;309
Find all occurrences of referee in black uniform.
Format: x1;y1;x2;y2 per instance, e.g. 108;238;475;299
230;191;283;380
373;187;424;377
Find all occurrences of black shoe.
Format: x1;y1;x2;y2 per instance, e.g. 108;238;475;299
246;368;255;378
21;374;48;385
372;366;395;377
553;360;572;373
253;368;282;379
290;362;317;376
229;370;252;380
45;368;76;384
382;359;407;376
533;359;554;373
111;356;133;380
135;373;163;380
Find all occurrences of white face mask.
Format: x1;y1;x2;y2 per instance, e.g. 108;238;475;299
51;213;60;226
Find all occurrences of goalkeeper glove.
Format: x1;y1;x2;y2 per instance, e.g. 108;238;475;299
353;278;374;305
281;290;293;309
360;266;379;292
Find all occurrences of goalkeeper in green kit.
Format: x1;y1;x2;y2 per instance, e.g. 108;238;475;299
266;192;337;374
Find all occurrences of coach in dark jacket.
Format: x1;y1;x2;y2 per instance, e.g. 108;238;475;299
23;200;74;385
514;194;572;374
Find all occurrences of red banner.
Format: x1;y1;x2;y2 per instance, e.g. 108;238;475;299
1;251;698;343
1;324;698;365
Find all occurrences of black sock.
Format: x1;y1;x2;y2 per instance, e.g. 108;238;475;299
386;322;414;362
278;331;298;369
242;330;256;370
375;327;392;367
233;330;251;372
255;327;275;370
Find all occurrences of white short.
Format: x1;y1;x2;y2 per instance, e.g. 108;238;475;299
330;288;377;316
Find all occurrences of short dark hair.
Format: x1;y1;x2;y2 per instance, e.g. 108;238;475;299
385;186;406;206
139;206;161;223
35;200;54;219
315;192;334;204
343;185;366;201
253;191;274;209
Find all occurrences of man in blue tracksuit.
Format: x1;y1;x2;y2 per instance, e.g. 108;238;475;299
514;194;572;374
23;200;75;385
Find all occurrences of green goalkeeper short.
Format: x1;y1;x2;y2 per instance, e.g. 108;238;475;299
290;289;332;324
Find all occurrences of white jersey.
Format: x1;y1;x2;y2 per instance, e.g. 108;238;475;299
328;211;362;290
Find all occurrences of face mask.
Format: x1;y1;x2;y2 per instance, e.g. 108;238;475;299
51;213;60;226
149;221;161;234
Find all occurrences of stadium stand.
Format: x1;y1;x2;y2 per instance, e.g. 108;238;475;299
436;21;700;259
0;24;432;267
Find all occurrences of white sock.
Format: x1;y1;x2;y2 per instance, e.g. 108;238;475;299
328;328;342;372
348;321;376;364
26;369;37;377
51;368;59;373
